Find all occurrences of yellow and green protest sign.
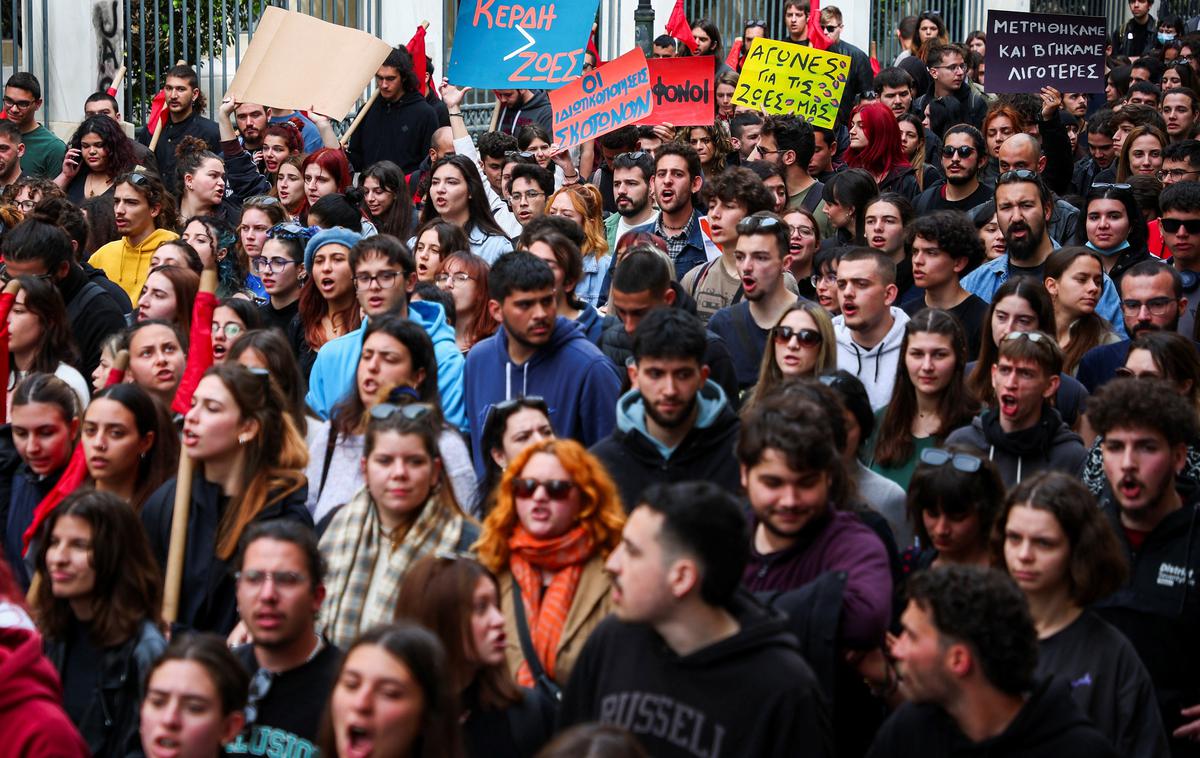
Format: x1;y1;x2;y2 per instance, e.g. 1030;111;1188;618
731;38;851;128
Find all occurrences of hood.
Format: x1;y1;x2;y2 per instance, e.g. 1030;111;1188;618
963;678;1096;752
475;316;592;397
128;227;177;254
575;303;602;341
0;626;63;715
384;91;426;109
406;299;458;355
979;404;1081;459
833;307;909;363
670;590;800;668
615;380;729;459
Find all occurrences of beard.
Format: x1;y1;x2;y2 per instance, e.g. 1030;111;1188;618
946;169;976;186
643;393;697;429
1004;221;1045;262
616;193;649;219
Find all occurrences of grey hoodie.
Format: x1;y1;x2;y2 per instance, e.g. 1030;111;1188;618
945;406;1086;487
833;307;911;411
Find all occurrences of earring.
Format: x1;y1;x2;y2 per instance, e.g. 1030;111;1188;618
238;435;248;445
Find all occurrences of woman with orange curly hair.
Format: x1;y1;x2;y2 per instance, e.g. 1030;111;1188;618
546;184;611;308
475;438;624;691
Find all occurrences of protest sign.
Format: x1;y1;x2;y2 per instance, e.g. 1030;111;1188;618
550;47;652;151
227;7;392;120
985;10;1105;94
730;39;850;129
447;0;600;89
638;56;714;126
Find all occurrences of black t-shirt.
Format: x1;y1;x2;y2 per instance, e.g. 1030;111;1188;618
902;293;989;357
259;298;300;335
226;641;343;756
916;181;994;214
61;619;100;728
1008;261;1046;283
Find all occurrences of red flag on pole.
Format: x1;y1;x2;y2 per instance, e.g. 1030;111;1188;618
171;290;218;416
407;25;428;96
146;89;167;133
726;38;743;71
807;0;832;50
587;29;603;68
665;0;698;54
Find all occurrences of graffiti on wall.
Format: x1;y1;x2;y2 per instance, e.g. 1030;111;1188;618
93;0;120;92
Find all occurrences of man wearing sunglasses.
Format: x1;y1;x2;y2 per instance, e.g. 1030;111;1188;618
914;44;988;131
227;522;339;757
1159;180;1200;336
994;134;1080;246
592;308;739;510
914;125;991;214
947;330;1085;488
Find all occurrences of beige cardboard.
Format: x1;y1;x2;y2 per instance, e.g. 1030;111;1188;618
227;6;392;120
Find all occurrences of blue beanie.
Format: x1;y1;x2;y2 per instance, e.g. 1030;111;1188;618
304;227;362;272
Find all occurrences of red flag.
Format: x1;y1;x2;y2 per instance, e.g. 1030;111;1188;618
407;25;428;96
726;38;743;71
587;29;603;68
146;88;167;133
807;0;832;50
171;291;218;416
870;55;881;76
0;288;17;422
665;0;698;54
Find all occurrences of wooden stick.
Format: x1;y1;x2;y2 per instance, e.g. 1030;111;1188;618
149;61;186;152
108;66;127;96
339;89;380;147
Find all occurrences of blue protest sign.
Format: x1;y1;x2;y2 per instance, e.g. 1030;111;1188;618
447;0;600;89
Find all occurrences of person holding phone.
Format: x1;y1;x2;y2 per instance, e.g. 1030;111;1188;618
54;115;137;203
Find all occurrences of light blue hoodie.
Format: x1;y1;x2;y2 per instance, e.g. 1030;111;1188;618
305;300;467;431
614;381;729;460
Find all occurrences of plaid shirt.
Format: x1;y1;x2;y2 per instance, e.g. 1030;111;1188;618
655;213;695;262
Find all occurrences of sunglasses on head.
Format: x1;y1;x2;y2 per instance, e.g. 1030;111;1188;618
370;399;434;421
1161;217;1200;234
941;145;976;158
736;214;784;235
919;447;982;472
999;169;1038;182
511;478;576;499
772;325;822;347
1002;330;1051;344
1091;182;1132;191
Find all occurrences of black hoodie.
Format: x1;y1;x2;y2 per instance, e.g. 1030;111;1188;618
496;90;554;138
559;591;832;758
866;677;1117;757
345;91;439;174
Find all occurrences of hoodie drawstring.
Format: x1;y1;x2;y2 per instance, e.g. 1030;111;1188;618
989;444;1023;483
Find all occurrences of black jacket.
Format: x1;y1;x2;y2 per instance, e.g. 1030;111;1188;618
45;619;165;758
916;81;988;131
496;90;554;137
62;263;128;380
867;677;1117;757
828;40;875;128
1112;15;1156;58
559;591;832;758
346;91;439;174
141;476;312;634
136;110;221;194
590;381;741;510
2;459;61;591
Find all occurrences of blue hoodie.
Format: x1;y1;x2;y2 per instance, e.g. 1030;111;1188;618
464;316;622;475
305;300;467;430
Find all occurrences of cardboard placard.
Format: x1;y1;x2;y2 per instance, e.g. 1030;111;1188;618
985;10;1106;94
639;56;715;126
730;38;850;129
550;48;653;151
227;7;393;120
447;0;600;89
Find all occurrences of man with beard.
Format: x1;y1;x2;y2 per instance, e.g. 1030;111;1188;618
631;143;720;281
225;522;341;757
603;151;657;250
1071;111;1119;195
914;125;991;213
708;212;799;391
1090;378;1200;757
591;308;740;509
1077;261;1189;392
136;64;220;193
946;330;1085;488
993;134;1080;246
233;102;268;152
590;126;639;213
0;120;25;192
463;251;622;475
962;171;1123;331
833;249;910;410
868;566;1116;758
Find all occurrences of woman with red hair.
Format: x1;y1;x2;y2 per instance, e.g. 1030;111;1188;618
436;251;499;354
301;147;352;212
845;102;919;200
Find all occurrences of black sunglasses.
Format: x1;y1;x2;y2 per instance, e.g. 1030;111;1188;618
615;151;649;162
941;145;976;158
505;150;536;160
736;214;784;235
919;447;982;472
772;326;822;347
512;478;576;499
999;169;1038;182
1161;217;1200;234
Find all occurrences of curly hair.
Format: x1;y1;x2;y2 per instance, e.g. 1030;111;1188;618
704;166;775;216
674;123;732;174
69;115;137;177
1088;376;1200;446
906;565;1037;696
474;439;625;574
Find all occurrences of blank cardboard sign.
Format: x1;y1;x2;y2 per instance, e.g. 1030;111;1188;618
228;7;393;120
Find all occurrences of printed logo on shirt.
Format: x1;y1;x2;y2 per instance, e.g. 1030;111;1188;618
225;726;317;758
599;691;726;758
1156;562;1196;589
1070;673;1093;689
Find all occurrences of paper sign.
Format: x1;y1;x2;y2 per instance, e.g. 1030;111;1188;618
986;10;1106;94
638;56;715;126
550;48;653;151
447;0;600;89
227;7;393;120
730;39;850;129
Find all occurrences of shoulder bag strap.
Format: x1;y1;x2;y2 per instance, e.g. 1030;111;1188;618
511;580;562;701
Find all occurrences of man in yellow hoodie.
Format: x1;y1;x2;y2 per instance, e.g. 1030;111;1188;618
88;172;178;302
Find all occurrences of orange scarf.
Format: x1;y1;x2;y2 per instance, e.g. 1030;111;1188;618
508;525;594;687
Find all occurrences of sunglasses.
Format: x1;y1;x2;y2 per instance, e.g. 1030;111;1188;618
772;326;822;347
1161;217;1200;234
736;214;784;234
919;447;983;472
505;150;536;160
615;151;648;162
246;194;282;206
822;25;840;33
1002;330;1051;343
370;399;434;420
1091;182;1132;190
941;145;976;158
999;169;1038;182
268;221;317;241
512;478;576;499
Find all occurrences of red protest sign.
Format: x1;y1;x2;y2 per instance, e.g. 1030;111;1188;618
640;56;714;126
550;47;652;151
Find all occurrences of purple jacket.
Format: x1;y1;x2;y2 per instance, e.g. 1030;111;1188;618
743;509;892;649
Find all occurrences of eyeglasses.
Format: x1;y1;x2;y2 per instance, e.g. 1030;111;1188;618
1003;330;1051;343
0;264;53;284
933;64;967;73
999;169;1038;182
1115;367;1162;379
235;570;308;588
353;271;401;290
810;272;838;286
1121;296;1176;315
369;401;435;421
854;91;878;105
919;447;983;472
1161;217;1200;234
211;321;244;339
772;326;822;347
940;145;977;158
14;199;34;212
736;215;784;234
510;190;545;204
250;256;296;274
1091;182;1132;190
512;478;576;499
1156;169;1200;181
2;96;34;110
788;224;813;237
434;271;473;285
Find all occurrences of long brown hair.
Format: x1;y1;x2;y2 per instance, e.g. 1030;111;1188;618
967;279;1057;405
198;364;309;559
1044;247;1111;374
297;245;360;353
874;309;978;467
11;275;79;375
144;263;199;334
744;302;836;413
86;383;179;512
33;489;162;647
396;556;523;711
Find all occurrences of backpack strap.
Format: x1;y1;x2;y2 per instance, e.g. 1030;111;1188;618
317;428;338;500
65;281;108;322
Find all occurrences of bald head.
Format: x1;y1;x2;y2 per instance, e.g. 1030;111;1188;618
430;126;456;161
998;133;1045;175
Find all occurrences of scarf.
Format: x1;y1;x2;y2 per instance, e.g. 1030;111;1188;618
508;525;594;687
320;486;464;649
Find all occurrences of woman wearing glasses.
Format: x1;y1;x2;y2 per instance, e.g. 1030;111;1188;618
211;297;263;363
306;314;476;523
867;309;978;490
30;489;166;757
436;251;498;354
292;227;360;378
1075;184;1153;287
81;384;177;512
254;222;315;333
997;472;1170;758
141;363;311;634
845;102;918;201
419;155;513;265
88;172;179;304
137;264;199;334
1116;125;1168;183
903;444;1004;572
1043;248;1121;375
6;276;90;415
783;208;821;298
413;219;470;283
236;196;288;301
744;302;836;412
476;438;624;690
318;403;479;649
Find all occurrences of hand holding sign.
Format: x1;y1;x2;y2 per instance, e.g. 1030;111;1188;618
731;39;850;129
549;48;654;152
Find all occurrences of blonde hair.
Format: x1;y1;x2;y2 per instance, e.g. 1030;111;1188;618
743;302;837;413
